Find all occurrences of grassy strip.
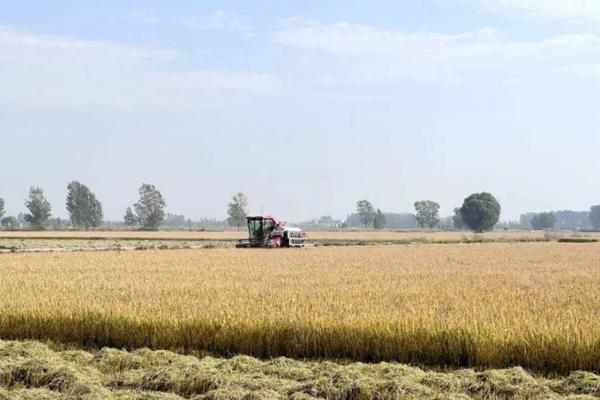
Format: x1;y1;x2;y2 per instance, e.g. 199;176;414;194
0;339;599;400
557;238;599;243
0;312;598;375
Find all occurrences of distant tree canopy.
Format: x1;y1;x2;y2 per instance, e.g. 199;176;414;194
66;181;103;230
124;184;166;231
521;210;591;230
1;216;18;230
590;205;600;231
414;200;440;229
519;213;535;229
344;212;417;229
452;207;466;230
373;209;386;230
227;192;248;230
123;207;138;227
14;181;600;233
530;212;556;230
356;200;376;228
17;213;27;227
162;213;192;228
0;198;4;220
49;217;66;230
24;187;52;230
459;192;501;233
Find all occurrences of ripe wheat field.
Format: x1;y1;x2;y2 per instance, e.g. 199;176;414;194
0;243;599;374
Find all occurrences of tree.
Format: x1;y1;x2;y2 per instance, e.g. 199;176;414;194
24;187;52;230
227;192;248;230
124;207;138;227
50;217;64;230
373;209;386;229
459;192;501;233
17;213;28;227
162;213;188;228
1;216;18;230
0;198;4;220
130;184;166;230
452;207;466;230
356;200;375;228
530;212;556;230
66;181;103;230
590;205;600;231
414;200;440;229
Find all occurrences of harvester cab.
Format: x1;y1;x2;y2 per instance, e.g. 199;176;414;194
236;216;307;248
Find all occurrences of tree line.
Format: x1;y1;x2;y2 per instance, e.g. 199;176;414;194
0;182;163;231
518;210;598;231
354;192;502;233
353;194;600;232
2;185;600;232
0;182;251;232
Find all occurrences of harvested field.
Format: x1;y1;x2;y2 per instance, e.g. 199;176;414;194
0;238;230;253
0;340;599;400
0;230;559;254
1;230;596;253
0;243;599;373
306;230;553;241
0;230;247;240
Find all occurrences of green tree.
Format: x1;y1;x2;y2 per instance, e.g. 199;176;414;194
356;200;375;228
51;217;64;230
414;200;440;229
131;184;166;231
459;192;501;233
0;198;4;220
24;187;52;230
124;207;138;227
227;192;248;230
1;216;18;230
66;181;103;230
530;212;556;230
452;207;466;230
590;205;600;231
373;209;386;229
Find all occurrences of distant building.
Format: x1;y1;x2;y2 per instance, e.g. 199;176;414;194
298;215;343;229
316;216;342;229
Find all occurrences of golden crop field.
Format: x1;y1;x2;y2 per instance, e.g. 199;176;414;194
0;243;599;374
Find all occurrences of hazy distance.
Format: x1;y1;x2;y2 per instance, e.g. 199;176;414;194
1;0;599;222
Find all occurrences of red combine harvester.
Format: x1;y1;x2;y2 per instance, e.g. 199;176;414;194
236;216;307;248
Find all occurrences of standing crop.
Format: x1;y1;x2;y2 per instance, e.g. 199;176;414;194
0;243;598;373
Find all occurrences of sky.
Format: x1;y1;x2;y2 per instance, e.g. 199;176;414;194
0;0;599;222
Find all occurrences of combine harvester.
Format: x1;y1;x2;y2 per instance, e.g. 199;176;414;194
236;216;307;248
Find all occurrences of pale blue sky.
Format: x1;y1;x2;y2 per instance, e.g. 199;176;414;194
1;0;599;221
